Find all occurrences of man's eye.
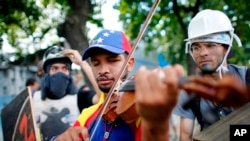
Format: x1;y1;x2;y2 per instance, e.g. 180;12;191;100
91;61;99;66
63;67;69;71
51;67;56;70
109;59;117;62
192;46;199;51
207;43;217;48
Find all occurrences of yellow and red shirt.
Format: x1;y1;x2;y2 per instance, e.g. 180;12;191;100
73;92;141;141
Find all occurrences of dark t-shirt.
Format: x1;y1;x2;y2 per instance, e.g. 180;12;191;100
173;64;248;130
77;90;95;112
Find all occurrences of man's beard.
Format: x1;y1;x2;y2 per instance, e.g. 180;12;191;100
98;71;128;93
100;87;110;93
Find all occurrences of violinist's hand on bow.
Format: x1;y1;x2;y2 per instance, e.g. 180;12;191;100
135;65;184;141
54;126;90;141
60;49;83;66
181;74;250;108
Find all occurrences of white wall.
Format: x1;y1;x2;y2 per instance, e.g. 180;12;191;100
0;65;38;96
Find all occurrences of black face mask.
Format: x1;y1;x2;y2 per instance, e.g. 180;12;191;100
41;72;78;100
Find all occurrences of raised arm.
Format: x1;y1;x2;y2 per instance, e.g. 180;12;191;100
61;49;101;103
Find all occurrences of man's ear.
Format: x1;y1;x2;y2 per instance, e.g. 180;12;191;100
127;57;135;72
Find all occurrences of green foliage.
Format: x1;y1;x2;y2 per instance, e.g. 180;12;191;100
0;0;88;63
116;0;250;73
1;0;250;69
0;0;60;52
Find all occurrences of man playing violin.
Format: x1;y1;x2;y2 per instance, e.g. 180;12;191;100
52;29;184;141
53;29;137;141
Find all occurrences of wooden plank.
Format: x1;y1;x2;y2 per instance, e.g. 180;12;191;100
193;102;250;141
1;87;39;141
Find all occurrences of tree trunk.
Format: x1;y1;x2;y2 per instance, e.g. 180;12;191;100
57;0;93;88
57;0;92;53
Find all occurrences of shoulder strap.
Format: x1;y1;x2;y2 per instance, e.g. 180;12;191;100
190;97;204;131
228;64;247;82
245;67;250;86
229;64;250;85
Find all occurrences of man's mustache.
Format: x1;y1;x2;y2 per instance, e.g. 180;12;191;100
96;74;114;81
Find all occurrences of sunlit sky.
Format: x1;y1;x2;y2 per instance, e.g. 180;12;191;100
88;0;122;39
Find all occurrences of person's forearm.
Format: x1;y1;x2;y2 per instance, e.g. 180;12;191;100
80;61;101;96
141;119;170;141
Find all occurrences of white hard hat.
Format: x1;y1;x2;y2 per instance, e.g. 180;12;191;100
185;9;242;54
186;9;234;40
185;9;242;73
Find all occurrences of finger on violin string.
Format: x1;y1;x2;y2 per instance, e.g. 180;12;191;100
174;64;185;77
135;66;152;100
149;65;185;85
151;67;166;81
143;68;175;103
158;65;181;86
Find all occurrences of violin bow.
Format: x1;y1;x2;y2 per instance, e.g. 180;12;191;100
90;0;161;139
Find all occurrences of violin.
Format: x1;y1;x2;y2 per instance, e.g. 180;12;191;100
102;77;139;124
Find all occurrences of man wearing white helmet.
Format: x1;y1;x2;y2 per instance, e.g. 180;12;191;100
174;9;248;141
